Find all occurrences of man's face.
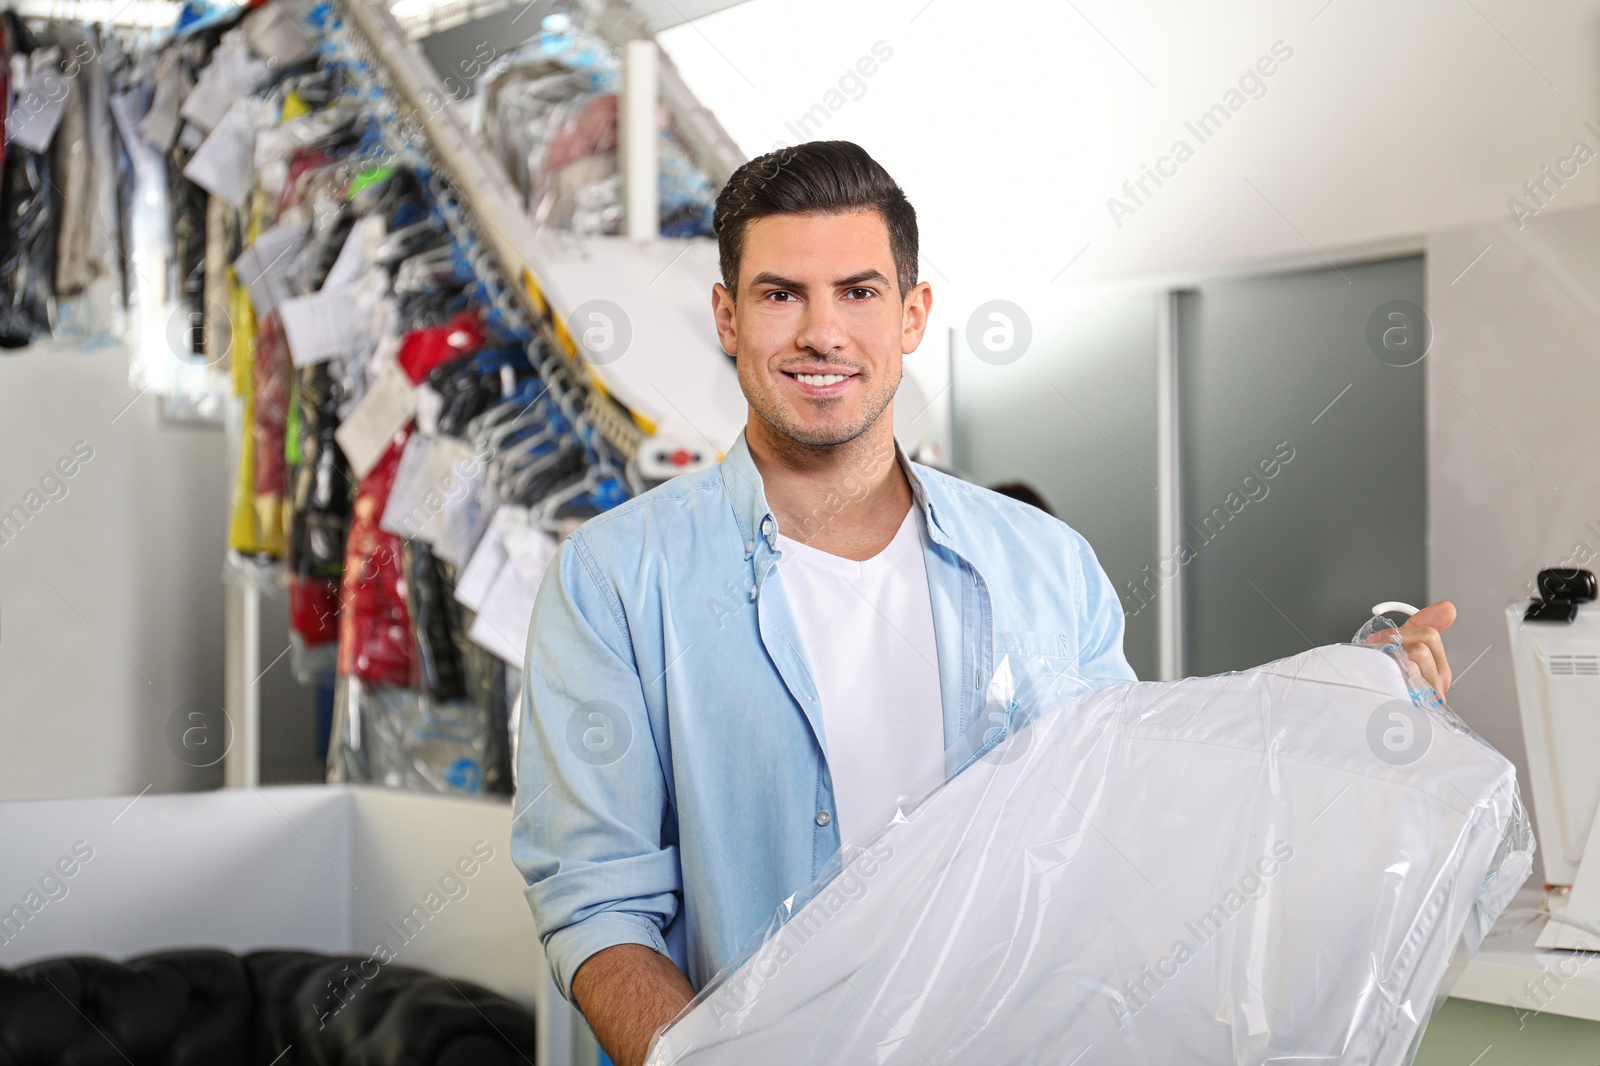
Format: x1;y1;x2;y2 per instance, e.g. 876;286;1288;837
713;209;930;448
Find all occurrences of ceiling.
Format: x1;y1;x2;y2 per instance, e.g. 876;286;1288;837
623;0;749;31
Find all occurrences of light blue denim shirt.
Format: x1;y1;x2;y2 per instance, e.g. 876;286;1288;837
512;428;1136;1002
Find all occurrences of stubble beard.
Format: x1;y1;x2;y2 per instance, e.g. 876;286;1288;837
748;361;901;452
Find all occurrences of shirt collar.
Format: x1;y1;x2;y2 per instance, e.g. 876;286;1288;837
720;427;947;559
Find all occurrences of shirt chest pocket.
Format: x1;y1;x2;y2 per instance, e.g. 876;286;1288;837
993;628;1091;693
996;627;1077;662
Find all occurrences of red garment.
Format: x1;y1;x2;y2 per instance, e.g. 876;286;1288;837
397;308;486;383
289;573;341;647
544;93;618;172
253;312;289;505
337;429;414;686
280;147;335;214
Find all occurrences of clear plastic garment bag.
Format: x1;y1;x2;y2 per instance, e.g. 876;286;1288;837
646;626;1533;1066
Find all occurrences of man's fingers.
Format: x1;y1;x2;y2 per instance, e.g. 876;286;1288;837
1365;603;1455;695
1409;623;1450;693
1405;641;1440;694
1405;600;1457;635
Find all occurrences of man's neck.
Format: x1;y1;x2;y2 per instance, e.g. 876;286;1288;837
746;412;913;562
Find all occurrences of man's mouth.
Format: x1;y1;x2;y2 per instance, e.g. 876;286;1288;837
782;367;859;396
791;372;851;386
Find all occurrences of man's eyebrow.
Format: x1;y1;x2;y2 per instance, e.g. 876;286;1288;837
749;272;808;292
747;269;892;292
834;269;891;289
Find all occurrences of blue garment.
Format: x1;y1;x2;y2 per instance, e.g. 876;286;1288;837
512;429;1136;1002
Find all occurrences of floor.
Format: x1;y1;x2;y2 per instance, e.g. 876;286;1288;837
1416;998;1600;1063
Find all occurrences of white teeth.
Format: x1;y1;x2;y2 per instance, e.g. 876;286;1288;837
794;373;848;386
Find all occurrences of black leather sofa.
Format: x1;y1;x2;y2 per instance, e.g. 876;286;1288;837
0;948;537;1065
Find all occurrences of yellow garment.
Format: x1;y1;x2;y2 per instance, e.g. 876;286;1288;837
227;269;267;553
227;192;283;555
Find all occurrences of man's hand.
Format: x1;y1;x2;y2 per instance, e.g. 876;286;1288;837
571;943;696;1066
1366;600;1457;695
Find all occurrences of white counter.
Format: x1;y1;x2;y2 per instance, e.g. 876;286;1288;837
1451;886;1600;1023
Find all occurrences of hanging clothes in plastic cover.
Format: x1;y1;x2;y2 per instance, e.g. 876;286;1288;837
251;309;289;555
330;428;419;786
478;12;715;237
47;24;125;347
645;634;1534;1066
286;360;348;680
164;22;231;367
143;0;637;795
321;156;515;798
0;17;127;351
0;14;58;348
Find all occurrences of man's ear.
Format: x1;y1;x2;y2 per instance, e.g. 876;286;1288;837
713;282;738;357
901;280;933;353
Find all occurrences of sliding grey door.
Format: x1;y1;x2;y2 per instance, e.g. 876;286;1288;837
1176;256;1427;676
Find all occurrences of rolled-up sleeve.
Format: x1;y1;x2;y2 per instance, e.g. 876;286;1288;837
511;529;681;1003
1069;528;1139;686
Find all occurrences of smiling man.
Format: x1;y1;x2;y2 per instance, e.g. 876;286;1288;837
511;141;1456;1066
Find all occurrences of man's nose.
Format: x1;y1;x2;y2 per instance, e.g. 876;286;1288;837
795;299;848;357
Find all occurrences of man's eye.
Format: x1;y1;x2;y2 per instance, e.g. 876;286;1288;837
844;288;875;300
766;291;797;303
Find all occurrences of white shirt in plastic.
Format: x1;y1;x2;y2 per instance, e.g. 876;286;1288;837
645;643;1532;1065
774;506;946;847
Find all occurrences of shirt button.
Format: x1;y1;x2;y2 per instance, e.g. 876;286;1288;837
761;516;774;538
815;810;832;827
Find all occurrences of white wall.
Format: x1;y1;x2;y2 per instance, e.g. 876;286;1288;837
0;786;350;964
662;0;1600;287
661;0;1600;466
1426;202;1600;866
0;342;228;800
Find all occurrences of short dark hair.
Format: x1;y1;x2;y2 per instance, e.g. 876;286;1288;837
712;141;918;302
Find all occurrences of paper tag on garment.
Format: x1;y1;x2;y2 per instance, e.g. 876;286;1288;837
335;365;416;479
468;556;554;665
504;522;559;585
233;219;309;319
435;449;495;567
182;102;258;207
414;383;444;438
280;287;365;368
244;1;317;66
381;435;477;545
379;434;440;542
6;52;70;153
455;510;508;612
179;30;271;132
6;90;67;153
322;225;370;291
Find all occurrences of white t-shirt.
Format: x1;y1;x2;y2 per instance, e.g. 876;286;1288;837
775;506;946;846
